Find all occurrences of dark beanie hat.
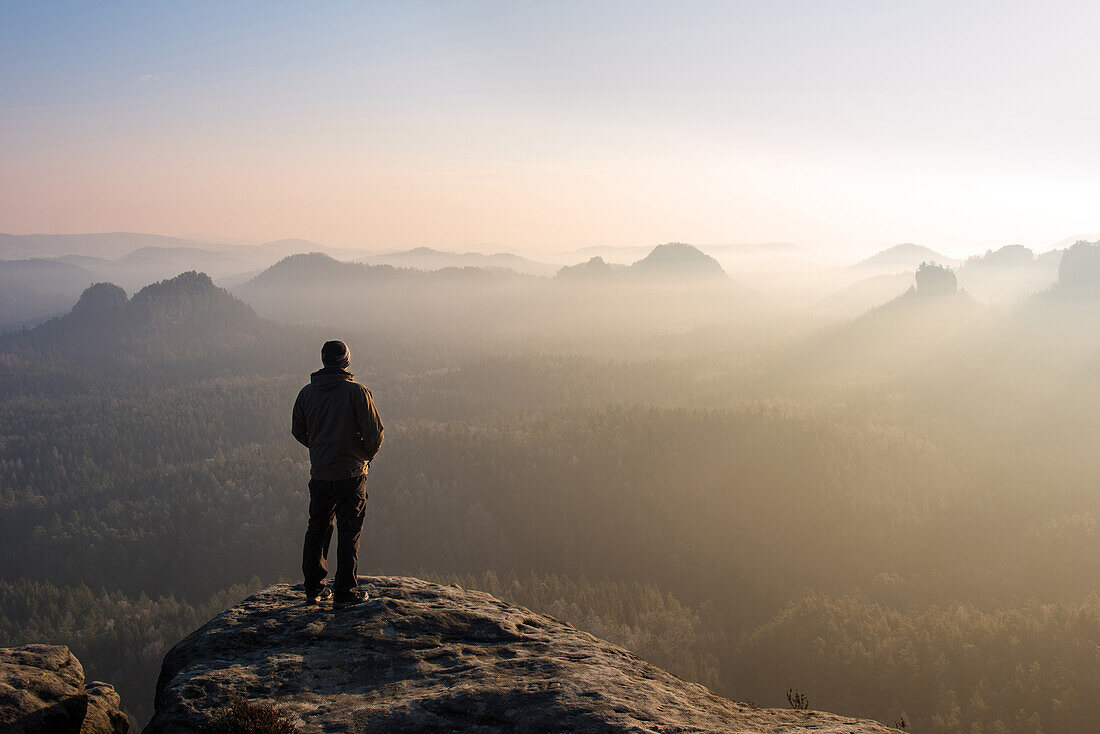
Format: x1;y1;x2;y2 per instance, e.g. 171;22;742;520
321;340;350;368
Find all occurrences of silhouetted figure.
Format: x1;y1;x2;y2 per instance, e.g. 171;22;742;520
292;340;384;606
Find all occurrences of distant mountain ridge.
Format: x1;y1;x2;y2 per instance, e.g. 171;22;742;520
630;242;726;278
556;243;727;281
0;232;340;260
0;232;232;260
556;255;621;280
1041;240;1100;300
240;252;390;288
0;258;97;331
851;243;960;273
258;238;331;257
238;252;529;291
234;246;756;339
4;271;264;368
561;242;800;265
956;245;1062;303
359;246;558;276
233;252;539;329
2;237;368;303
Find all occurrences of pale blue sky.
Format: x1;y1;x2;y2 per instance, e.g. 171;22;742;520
3;1;1099;255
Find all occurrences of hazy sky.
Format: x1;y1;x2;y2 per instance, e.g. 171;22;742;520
3;1;1100;256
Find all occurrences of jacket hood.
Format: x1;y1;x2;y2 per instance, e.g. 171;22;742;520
310;366;354;392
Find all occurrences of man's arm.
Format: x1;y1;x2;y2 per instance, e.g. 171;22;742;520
355;386;384;461
291;389;310;448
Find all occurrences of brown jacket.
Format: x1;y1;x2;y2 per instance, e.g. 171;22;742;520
292;367;384;480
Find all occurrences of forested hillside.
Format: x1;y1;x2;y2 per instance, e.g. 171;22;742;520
1;268;1098;731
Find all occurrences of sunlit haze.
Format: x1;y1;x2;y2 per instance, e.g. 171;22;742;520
6;5;1100;732
4;1;1100;257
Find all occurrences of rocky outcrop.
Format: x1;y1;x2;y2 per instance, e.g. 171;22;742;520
146;576;897;733
629;242;726;280
69;282;127;320
1052;240;1100;299
83;682;129;734
913;261;957;297
0;644;128;734
556;255;617;280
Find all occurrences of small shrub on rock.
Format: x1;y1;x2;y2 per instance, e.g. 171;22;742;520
209;700;297;734
786;687;809;711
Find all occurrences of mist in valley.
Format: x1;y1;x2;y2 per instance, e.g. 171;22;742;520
1;234;1099;731
6;3;1100;731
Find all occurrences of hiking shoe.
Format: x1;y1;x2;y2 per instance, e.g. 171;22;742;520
306;587;332;605
333;588;369;607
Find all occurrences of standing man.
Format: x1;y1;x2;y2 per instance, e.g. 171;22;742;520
292;340;384;606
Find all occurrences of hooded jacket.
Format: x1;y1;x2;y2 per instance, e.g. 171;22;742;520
292;366;384;480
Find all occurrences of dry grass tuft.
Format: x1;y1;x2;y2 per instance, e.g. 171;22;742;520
209;699;297;734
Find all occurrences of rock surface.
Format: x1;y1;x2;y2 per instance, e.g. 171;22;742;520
83;682;130;734
146;576;897;734
0;643;128;734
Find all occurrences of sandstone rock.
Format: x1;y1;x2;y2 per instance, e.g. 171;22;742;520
146;576;898;733
0;644;86;734
0;644;129;734
84;682;129;734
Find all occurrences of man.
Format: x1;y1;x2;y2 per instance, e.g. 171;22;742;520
292;340;384;606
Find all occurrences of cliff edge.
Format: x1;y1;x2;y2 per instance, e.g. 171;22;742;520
145;576;898;733
0;643;128;734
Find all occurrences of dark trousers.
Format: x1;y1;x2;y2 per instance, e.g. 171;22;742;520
302;474;367;594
